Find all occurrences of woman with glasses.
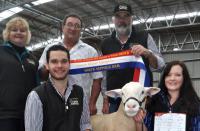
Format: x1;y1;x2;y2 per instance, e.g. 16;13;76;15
0;17;38;131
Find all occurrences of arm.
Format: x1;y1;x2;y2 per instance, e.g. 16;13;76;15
89;78;102;115
80;91;92;131
191;114;200;130
133;109;147;131
146;34;165;70
131;44;158;69
38;44;58;81
101;71;109;114
38;46;49;81
25;91;43;131
131;34;165;70
38;66;49;82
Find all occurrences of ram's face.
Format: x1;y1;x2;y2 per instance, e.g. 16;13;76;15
121;82;145;117
105;82;160;117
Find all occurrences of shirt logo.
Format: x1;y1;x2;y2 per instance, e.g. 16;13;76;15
69;98;79;106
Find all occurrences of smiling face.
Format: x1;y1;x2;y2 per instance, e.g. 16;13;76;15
9;26;28;47
46;50;70;81
165;65;184;93
62;16;81;44
3;17;31;47
113;11;132;36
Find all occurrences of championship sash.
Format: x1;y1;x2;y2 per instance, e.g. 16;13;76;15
69;50;150;86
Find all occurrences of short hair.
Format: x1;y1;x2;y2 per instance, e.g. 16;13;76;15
46;44;70;63
2;17;31;45
62;14;83;28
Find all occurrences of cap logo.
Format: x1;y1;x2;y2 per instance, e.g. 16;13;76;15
119;5;128;10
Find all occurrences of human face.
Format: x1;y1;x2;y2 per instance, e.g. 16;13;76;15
165;65;183;92
63;17;81;43
9;27;28;47
113;11;132;36
46;51;70;81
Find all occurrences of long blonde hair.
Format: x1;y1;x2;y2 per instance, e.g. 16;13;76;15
2;17;31;45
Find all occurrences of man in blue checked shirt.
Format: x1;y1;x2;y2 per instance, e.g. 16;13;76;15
25;45;91;131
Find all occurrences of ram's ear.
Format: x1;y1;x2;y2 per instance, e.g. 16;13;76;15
105;89;122;98
144;87;160;96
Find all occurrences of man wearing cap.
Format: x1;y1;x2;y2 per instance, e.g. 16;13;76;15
101;3;165;113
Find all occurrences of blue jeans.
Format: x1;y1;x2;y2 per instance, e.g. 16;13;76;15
109;97;121;113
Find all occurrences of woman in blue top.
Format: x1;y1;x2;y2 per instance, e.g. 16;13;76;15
144;60;200;131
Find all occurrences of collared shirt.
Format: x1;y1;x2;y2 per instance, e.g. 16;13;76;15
24;77;91;131
39;40;103;99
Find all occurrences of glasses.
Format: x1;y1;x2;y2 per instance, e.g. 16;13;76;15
65;22;81;30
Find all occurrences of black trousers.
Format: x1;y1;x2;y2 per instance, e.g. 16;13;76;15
0;118;24;131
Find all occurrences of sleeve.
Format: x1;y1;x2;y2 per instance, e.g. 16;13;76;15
101;71;107;97
25;91;43;131
191;115;200;131
80;90;92;131
147;34;165;71
144;112;154;131
38;43;58;70
38;46;48;70
89;47;103;79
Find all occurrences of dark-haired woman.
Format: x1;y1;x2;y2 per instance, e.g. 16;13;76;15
144;61;200;131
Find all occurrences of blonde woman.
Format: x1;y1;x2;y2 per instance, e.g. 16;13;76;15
0;17;38;131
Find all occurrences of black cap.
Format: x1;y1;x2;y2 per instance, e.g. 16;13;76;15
113;3;132;15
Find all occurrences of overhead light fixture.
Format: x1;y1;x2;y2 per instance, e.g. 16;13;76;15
31;0;54;6
92;11;200;31
0;7;23;22
0;0;55;22
29;11;200;51
173;48;182;51
27;36;62;50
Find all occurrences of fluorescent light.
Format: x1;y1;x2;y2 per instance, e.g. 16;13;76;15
32;0;54;6
0;7;23;22
24;4;32;8
93;24;114;30
27;37;62;50
28;11;200;50
0;0;55;21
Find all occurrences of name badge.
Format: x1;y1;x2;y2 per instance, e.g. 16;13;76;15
154;112;186;131
69;98;79;106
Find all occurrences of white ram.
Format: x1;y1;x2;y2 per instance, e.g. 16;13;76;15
91;82;160;131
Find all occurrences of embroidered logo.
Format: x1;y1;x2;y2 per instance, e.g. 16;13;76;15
119;5;128;10
69;98;79;106
27;58;35;65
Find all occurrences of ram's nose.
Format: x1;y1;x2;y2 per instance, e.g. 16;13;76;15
127;104;136;109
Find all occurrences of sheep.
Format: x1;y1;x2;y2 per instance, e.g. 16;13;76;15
91;81;160;131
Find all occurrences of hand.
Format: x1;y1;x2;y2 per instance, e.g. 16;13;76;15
131;44;150;57
133;109;146;123
102;97;109;114
89;102;97;116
